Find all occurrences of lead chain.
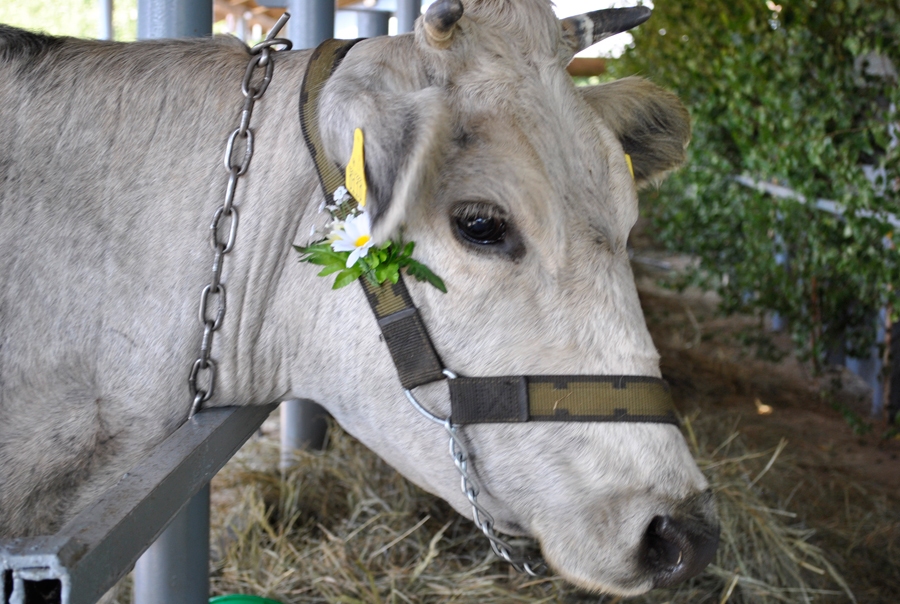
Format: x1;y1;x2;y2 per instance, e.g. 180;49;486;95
447;424;546;576
404;373;546;576
188;14;293;419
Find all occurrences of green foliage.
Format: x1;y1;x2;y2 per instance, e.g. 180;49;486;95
611;0;900;366
295;240;447;293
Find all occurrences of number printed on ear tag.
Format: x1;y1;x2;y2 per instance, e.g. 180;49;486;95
346;128;368;207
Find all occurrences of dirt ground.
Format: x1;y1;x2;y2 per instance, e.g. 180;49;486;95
631;218;900;604
638;269;900;493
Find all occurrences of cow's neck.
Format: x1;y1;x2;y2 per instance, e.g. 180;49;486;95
198;48;325;410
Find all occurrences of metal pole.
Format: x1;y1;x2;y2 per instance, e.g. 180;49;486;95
395;0;420;34
133;4;213;601
285;0;335;49
99;0;114;40
138;0;213;39
846;307;887;417
272;0;335;458
356;10;390;38
280;398;329;469
133;485;210;604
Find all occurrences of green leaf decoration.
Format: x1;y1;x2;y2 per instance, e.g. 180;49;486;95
405;259;447;293
332;265;364;289
317;264;344;277
296;225;446;293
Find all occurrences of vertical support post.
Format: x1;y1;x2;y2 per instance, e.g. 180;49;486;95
275;0;337;462
134;4;212;601
888;321;900;424
395;0;420;34
99;0;114;40
280;399;329;470
768;214;787;333
356;10;390;38
133;485;210;604
235;14;248;42
846;307;887;417
286;0;335;49
138;0;212;39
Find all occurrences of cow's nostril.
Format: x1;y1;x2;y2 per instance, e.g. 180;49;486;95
641;513;719;587
643;516;683;570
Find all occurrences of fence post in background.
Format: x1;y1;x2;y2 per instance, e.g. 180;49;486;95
275;0;334;49
258;0;337;464
138;0;212;39
395;0;420;34
134;1;213;600
356;9;390;38
846;308;887;417
768;213;787;333
280;398;329;469
889;321;900;424
133;485;210;604
98;0;114;40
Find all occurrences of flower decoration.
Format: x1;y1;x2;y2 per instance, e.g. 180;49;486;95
328;211;374;268
295;191;446;293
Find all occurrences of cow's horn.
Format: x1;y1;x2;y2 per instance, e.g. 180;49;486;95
423;0;464;49
560;6;651;58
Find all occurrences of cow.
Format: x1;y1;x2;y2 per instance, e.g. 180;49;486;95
0;0;718;595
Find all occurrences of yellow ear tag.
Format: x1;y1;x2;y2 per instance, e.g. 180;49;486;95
345;128;368;207
624;153;635;180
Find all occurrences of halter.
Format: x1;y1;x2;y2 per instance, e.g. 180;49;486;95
298;37;679;574
299;38;678;427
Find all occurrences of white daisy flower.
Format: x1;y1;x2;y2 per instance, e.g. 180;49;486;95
329;211;374;268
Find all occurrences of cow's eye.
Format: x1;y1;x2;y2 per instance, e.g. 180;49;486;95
456;215;506;244
453;203;507;245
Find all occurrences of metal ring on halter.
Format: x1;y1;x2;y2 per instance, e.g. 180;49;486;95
402;368;458;426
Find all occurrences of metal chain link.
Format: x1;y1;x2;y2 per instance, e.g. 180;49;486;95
405;370;547;576
188;14;293;419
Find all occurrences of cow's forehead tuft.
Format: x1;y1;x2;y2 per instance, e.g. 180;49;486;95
457;0;562;62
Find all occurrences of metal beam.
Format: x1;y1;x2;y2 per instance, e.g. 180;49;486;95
98;0;114;40
395;0;419;34
285;0;335;48
280;399;329;469
355;10;390;38
0;404;277;604
138;0;213;39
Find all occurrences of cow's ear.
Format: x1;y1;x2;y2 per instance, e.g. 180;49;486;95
579;77;691;189
320;87;448;243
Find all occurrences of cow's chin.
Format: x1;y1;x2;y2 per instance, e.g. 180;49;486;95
484;516;655;596
539;534;656;596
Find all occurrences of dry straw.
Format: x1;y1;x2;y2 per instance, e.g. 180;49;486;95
156;408;859;604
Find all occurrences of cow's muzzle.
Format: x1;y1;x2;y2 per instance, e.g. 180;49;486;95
640;490;720;587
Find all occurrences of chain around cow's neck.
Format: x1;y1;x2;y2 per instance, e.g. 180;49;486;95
187;16;293;419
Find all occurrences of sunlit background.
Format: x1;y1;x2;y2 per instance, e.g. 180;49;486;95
0;0;649;56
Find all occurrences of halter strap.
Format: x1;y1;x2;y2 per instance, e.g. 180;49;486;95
298;38;678;426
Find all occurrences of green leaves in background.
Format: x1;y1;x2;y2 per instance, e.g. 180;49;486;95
0;0;138;40
611;0;900;366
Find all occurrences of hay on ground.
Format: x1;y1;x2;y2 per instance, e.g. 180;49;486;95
196;410;858;604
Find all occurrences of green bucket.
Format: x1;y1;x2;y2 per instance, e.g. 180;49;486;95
209;596;283;604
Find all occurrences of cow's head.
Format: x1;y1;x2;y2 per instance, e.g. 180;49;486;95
301;0;718;595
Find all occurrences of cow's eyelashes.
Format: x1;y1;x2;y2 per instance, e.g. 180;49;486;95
452;203;507;246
